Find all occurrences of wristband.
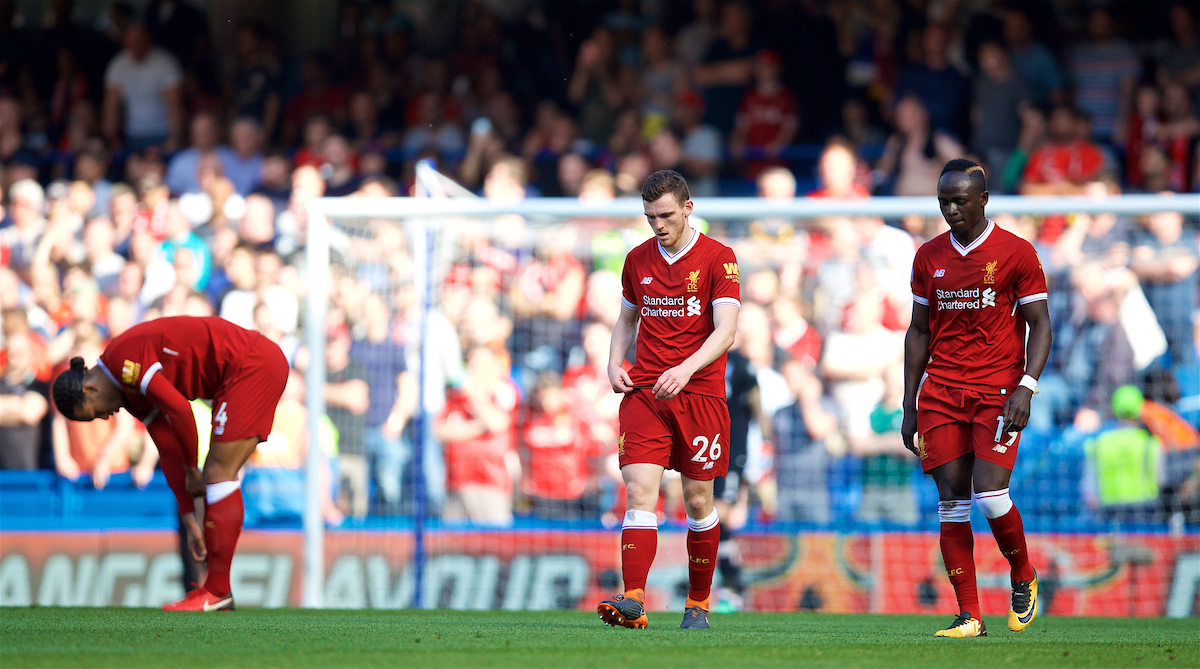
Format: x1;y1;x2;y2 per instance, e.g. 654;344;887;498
1018;374;1039;395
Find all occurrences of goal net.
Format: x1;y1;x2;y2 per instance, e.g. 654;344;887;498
300;177;1199;617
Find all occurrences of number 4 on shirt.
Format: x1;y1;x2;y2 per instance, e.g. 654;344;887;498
214;402;229;436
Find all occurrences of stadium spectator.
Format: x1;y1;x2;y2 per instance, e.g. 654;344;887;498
1037;278;1135;434
510;234;587;377
1002;8;1064;108
568;27;622;147
1020;106;1106;195
675;90;722;197
325;324;370;519
223;117;265;196
850;362;918;525
351;294;414;513
436;345;520;525
165;111;224;196
1083;385;1164;523
1131;210;1199;367
0;329;51;470
1067;7;1140;143
821;285;903;455
729;49;798;180
894;23;968;138
282;55;349;148
1;179;47;282
694;0;757;135
971;41;1030;177
1156;83;1199;192
770;296;821;370
876;95;964;196
101;22;182;152
231;20;282;143
772;359;838;523
520;370;604;519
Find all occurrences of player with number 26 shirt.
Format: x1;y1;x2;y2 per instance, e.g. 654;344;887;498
52;316;288;612
597;170;740;632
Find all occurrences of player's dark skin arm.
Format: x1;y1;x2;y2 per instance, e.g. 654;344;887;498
1001;300;1052;434
900;302;931;456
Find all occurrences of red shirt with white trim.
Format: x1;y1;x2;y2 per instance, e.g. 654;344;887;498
620;227;741;398
910;220;1048;393
99;316;260;420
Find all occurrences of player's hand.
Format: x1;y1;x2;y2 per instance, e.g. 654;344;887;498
901;406;919;456
609;365;635;394
1001;386;1034;434
652;366;692;400
182;512;207;562
185;466;206;500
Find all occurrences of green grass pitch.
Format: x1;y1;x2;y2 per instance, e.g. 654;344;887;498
2;608;1197;668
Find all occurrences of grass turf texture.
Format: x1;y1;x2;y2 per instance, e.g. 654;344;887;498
2;609;1197;668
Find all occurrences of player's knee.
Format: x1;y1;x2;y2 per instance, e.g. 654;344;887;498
624;481;658;511
683;490;713;518
973;488;1013;519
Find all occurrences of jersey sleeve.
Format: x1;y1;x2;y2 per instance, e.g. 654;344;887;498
620;254;638;312
1013;241;1049;305
710;245;741;309
143;373;200;468
910;249;930;307
100;339;163;402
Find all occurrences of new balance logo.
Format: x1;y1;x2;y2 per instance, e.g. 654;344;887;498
641;277;653;284
933;269;946;277
993;444;1008;453
702;461;714;470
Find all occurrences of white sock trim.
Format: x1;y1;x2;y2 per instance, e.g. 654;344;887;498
687;509;719;532
938;499;972;523
206;480;241;505
973;488;1014;519
622;509;658;530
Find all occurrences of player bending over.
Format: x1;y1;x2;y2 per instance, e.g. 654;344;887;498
597;170;741;630
53;316;288;612
902;159;1053;637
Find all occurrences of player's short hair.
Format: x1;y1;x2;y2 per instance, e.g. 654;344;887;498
52;357;88;420
641;169;690;205
940;158;987;191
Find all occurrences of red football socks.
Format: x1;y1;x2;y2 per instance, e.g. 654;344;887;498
685;511;720;609
987;506;1036;583
939;514;979;619
621;528;657;596
202;487;244;597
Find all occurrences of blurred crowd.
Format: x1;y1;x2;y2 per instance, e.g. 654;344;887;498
1;0;1198;528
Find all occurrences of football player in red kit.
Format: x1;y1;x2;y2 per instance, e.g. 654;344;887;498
902;159;1053;637
52;316;288;612
596;170;741;630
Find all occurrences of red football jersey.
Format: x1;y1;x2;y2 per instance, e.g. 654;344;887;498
520;411;602;500
620;228;741;398
910;220;1048;393
440;382;520;494
98;316;261;423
